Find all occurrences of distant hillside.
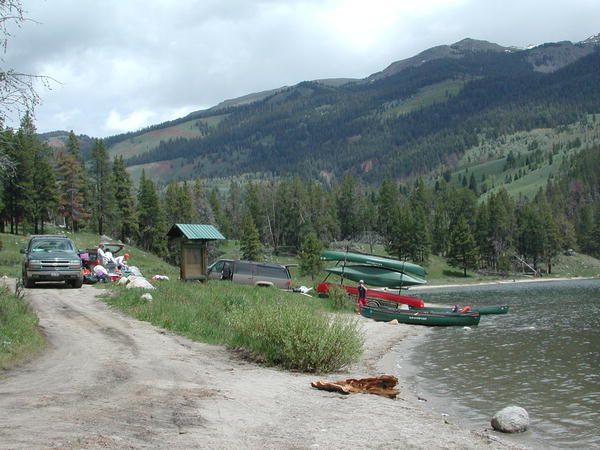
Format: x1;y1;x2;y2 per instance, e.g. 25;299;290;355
47;34;599;189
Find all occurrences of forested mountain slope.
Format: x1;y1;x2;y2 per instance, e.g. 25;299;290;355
101;36;599;185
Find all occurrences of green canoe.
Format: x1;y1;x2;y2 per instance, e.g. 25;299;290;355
324;265;427;288
360;305;481;327
409;305;509;315
320;250;427;279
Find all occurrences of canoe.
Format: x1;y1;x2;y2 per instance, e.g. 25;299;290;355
316;282;425;308
409;305;509;315
324;265;427;288
360;305;481;327
320;250;427;279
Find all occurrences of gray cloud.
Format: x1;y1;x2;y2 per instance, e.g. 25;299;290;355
4;0;599;137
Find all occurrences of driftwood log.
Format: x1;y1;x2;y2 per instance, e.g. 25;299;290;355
311;374;399;399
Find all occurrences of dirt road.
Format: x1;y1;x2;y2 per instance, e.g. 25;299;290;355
0;284;512;449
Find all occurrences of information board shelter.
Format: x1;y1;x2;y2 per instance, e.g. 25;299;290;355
166;224;226;281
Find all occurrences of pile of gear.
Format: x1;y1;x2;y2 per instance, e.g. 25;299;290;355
80;243;141;284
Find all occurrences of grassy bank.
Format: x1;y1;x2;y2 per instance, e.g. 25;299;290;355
104;281;363;373
0;287;45;369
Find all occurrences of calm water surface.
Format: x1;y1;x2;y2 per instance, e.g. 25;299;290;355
400;279;600;449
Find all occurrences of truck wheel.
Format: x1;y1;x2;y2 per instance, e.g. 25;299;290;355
23;275;35;289
71;278;83;289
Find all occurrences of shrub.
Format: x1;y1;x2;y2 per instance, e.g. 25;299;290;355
227;299;363;373
328;284;353;311
0;287;45;368
106;282;364;373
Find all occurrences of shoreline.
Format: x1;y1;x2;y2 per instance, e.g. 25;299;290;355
408;275;598;291
342;316;519;449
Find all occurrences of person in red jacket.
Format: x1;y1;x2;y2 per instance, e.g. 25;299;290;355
357;280;367;312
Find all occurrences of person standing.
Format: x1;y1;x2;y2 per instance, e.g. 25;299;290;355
96;243;106;266
357;280;367;312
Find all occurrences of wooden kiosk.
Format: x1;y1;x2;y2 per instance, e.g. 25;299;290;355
166;224;225;281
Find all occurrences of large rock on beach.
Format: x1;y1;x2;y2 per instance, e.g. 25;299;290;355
491;406;529;433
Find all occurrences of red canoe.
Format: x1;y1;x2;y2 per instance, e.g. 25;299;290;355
316;282;425;308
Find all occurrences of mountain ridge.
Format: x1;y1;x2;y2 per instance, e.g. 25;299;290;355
41;34;600;187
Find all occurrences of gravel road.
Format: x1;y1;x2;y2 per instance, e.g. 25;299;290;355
0;284;515;449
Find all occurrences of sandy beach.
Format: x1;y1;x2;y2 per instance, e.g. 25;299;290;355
1;283;522;449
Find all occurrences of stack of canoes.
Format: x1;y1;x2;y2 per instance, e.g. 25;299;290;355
319;250;510;322
320;250;427;288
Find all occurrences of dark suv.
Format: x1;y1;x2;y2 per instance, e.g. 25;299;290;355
21;235;83;288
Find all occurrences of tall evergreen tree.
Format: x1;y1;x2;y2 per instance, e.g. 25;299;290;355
239;211;262;261
90;139;113;236
136;171;166;255
31;141;57;234
298;230;323;281
447;215;478;277
111;155;136;242
191;178;214;224
336;175;359;240
376;179;399;238
408;178;431;263
56;150;88;232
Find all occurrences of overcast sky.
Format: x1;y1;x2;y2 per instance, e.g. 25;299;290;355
4;0;600;138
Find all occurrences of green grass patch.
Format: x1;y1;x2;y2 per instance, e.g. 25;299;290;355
0;287;45;369
104;281;363;373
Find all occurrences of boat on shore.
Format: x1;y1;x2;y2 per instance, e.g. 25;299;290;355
361;304;481;327
316;282;425;308
320;250;427;279
323;265;427;288
409;305;509;315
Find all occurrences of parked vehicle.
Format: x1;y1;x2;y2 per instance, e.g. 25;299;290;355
21;235;83;288
207;259;292;290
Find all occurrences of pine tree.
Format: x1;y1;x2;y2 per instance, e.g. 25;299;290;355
191;178;214;224
136;171;166;255
177;181;195;223
111;155;136;242
31;142;57;234
447;216;478;277
298;230;323;281
90;139;113;236
516;203;545;272
4;113;35;234
336;175;359;240
56;150;88;232
239;211;262;261
376;179;398;238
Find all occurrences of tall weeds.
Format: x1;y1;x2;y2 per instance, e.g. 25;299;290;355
106;282;363;373
0;287;45;368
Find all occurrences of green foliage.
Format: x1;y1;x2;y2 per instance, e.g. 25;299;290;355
105;282;363;373
0;287;45;368
89;138;114;236
239;211;262;260
447;216;478;277
227;297;363;373
298;231;323;281
136;171;167;256
327;284;353;311
111;155;137;242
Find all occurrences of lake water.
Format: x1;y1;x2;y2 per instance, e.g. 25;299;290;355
399;279;600;449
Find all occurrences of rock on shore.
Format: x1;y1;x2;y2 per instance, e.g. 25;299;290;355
491;406;530;433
